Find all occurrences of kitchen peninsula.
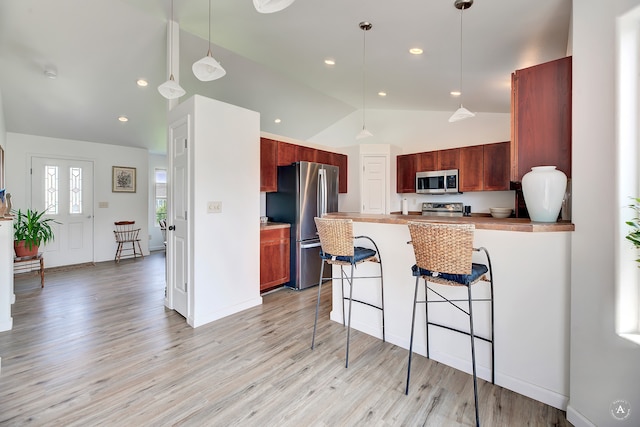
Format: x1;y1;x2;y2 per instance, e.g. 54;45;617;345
323;212;573;410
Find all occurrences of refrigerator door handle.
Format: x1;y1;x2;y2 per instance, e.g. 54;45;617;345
318;168;326;217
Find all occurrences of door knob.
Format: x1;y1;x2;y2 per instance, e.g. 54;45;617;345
168;225;175;231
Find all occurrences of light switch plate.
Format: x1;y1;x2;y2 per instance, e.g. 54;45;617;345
98;201;108;208
207;201;222;213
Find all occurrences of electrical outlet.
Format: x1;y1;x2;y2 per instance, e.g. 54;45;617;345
207;201;222;213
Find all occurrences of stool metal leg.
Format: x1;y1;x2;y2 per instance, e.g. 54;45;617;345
311;259;326;350
345;263;355;368
467;283;480;427
424;278;430;359
405;275;420;394
340;266;346;327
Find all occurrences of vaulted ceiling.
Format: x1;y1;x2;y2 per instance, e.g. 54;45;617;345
0;0;571;154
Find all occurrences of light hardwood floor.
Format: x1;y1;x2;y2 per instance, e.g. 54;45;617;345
0;252;571;426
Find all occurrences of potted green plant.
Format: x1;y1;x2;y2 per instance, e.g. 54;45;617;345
13;208;59;257
626;197;640;265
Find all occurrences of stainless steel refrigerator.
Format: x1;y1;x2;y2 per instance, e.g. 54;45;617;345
266;161;339;290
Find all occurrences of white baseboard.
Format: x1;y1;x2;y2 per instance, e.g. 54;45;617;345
330;311;568;411
566;404;596;427
191;296;263;328
0;318;13;332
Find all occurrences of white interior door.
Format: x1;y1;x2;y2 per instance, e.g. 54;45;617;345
31;157;94;267
167;117;189;319
361;155;387;214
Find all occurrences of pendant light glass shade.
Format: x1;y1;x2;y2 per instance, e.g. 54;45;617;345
356;127;373;140
193;0;226;82
193;50;226;81
448;105;475;122
253;0;296;14
449;0;474;123
158;74;186;99
356;21;373;140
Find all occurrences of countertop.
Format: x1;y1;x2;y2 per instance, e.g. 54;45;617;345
260;222;291;230
324;212;574;232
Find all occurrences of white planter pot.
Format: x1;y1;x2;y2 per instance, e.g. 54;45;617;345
522;166;567;222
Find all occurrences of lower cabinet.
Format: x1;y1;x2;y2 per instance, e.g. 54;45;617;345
260;226;290;292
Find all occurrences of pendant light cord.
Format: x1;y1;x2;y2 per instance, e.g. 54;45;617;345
169;0;174;77
362;27;367;129
208;0;212;50
459;6;464;106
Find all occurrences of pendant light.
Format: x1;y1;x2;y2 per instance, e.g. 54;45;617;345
253;0;296;14
448;0;475;122
158;0;186;99
192;0;226;81
356;21;373;140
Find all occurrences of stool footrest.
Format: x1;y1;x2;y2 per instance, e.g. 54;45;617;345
426;321;493;344
342;297;383;312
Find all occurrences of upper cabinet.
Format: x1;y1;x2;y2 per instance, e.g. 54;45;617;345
260;137;348;193
437;148;460;171
397;154;418;193
260;138;278;192
511;56;572;182
483;142;510;191
459;145;484;192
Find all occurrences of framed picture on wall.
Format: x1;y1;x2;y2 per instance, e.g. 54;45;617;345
112;166;136;193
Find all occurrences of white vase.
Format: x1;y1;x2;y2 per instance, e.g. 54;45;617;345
522;166;567;222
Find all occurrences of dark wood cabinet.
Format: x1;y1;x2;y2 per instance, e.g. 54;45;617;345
316;149;333;166
397;154;418;193
296;145;317;163
416;152;437;172
260;138;278;192
333;153;348;194
483;142;510;191
511;56;572;182
437;148;460;171
277;141;297;166
261;138;348;193
459;145;484;192
260;226;290;292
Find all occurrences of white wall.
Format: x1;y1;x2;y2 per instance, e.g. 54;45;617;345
5;133;149;263
148;153;167;251
568;1;640;426
0;89;6;154
169;95;262;328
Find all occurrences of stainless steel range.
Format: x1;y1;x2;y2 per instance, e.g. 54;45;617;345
421;202;464;217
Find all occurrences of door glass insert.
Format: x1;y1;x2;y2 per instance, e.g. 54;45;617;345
45;165;58;214
69;167;82;214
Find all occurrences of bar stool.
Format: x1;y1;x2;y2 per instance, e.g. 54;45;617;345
311;217;385;368
405;221;494;427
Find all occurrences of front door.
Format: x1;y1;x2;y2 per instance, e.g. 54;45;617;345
31;157;94;267
166;117;189;319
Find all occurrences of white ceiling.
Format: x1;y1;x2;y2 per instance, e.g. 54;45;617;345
0;0;571;154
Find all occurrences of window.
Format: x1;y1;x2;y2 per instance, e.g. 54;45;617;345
616;7;640;346
155;168;167;225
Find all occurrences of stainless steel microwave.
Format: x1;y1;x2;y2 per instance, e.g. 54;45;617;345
416;169;459;194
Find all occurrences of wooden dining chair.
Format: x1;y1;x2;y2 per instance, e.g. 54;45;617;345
113;221;144;263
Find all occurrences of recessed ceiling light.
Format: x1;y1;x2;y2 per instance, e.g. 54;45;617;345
409;48;423;55
378;91;387;97
136;79;148;87
450;91;461;97
324;58;336;66
274;118;281;124
118;116;129;122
